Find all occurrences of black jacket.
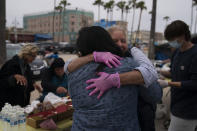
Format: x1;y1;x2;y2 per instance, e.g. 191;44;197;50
41;68;58;93
0;55;34;109
170;45;197;119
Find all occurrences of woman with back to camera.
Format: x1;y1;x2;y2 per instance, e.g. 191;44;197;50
65;26;162;131
67;26;143;131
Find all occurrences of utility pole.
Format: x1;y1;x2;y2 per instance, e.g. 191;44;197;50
0;0;6;65
130;7;136;45
53;0;56;42
12;18;19;44
148;0;157;59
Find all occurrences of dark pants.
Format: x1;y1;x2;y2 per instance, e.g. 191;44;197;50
138;97;156;131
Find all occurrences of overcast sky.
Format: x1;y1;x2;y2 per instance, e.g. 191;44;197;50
6;0;193;33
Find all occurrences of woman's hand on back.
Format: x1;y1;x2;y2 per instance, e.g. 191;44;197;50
86;72;120;99
93;52;122;68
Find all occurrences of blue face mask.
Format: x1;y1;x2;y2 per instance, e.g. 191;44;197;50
169;41;182;48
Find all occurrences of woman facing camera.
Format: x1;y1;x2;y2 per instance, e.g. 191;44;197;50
67;26;142;131
40;57;68;101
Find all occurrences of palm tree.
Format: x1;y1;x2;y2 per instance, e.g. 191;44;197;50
148;0;157;59
104;0;115;23
125;1;132;21
55;5;63;42
93;0;104;21
163;16;170;27
109;0;115;21
52;0;57;42
135;1;147;43
0;0;6;65
130;0;137;44
104;2;111;23
116;1;126;21
60;0;70;42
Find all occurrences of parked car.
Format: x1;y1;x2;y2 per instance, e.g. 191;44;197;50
35;42;61;56
6;43;48;80
30;57;48;80
6;44;22;60
59;42;69;49
61;43;77;54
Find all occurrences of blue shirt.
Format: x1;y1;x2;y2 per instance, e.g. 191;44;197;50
51;74;67;97
51;74;68;89
129;47;158;87
68;57;140;131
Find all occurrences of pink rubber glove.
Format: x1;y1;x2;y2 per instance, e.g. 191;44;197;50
86;72;120;99
93;51;122;68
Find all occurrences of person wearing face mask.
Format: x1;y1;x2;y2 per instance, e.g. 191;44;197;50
40;58;68;101
158;20;197;131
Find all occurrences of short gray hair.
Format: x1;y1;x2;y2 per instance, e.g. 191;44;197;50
107;26;126;37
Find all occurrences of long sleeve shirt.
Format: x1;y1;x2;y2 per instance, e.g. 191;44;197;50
130;47;158;87
64;47;158;87
68;57;140;131
170;45;197;119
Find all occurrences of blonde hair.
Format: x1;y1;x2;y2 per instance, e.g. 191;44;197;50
18;43;39;58
107;26;127;43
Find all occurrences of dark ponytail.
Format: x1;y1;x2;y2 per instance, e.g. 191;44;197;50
76;26;123;57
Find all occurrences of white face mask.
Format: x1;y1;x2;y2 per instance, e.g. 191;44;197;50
169;40;182;48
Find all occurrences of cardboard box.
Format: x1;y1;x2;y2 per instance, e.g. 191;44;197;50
57;106;74;121
26;104;73;128
26;116;44;128
26;112;58;128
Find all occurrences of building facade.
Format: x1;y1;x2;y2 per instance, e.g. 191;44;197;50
23;8;94;43
94;19;128;32
131;30;164;44
6;28;35;43
94;19;128;42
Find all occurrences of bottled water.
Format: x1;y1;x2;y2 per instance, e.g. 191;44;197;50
0;111;2;120
3;111;8;131
10;114;18;131
0;111;3;131
0;110;5;131
18;111;26;131
6;112;12;131
0;103;27;131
